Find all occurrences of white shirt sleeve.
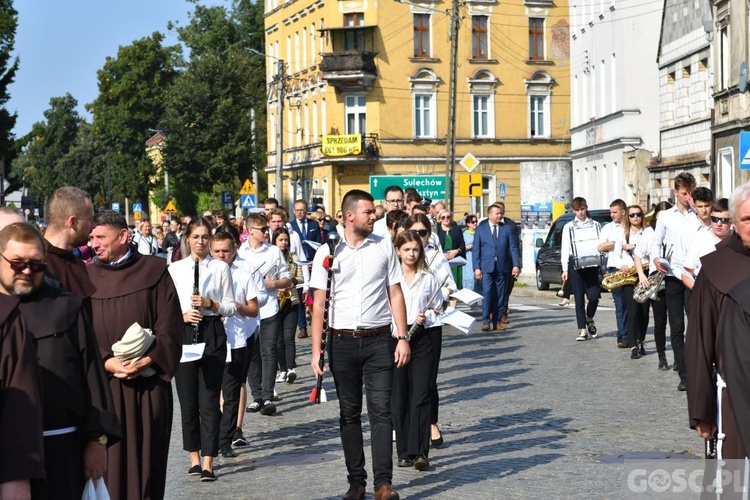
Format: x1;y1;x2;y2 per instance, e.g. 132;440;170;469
561;222;572;272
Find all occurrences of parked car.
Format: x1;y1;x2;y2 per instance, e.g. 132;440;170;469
534;209;613;290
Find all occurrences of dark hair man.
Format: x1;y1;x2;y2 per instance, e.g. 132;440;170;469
373;186;405;238
597;199;628;347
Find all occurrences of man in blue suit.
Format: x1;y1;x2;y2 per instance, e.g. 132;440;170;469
474;202;520;331
288;199;322;338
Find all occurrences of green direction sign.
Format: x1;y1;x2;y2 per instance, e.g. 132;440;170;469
369;175;446;202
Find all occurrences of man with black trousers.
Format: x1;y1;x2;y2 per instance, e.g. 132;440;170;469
289;199;320;338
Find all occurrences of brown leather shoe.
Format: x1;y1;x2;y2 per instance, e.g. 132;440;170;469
374;484;399;500
500;316;509;324
298;328;308;339
495;323;505;331
343;483;365;500
481;324;492;332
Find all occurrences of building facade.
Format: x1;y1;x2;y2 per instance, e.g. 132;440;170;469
568;0;661;209
262;0;572;219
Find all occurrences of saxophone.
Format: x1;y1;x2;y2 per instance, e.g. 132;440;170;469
633;251;672;303
601;263;647;291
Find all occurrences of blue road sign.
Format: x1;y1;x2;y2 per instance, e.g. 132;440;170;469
499;183;506;199
221;191;232;205
133;203;143;213
112;202;120;213
241;194;256;209
741;131;750;170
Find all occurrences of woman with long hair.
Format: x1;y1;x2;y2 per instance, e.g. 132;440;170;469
436;209;466;289
462;215;479;292
168;217;237;481
634;201;673;369
391;230;444;471
273;227;304;384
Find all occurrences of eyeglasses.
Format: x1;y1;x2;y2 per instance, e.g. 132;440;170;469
0;254;46;274
412;229;429;237
386;199;404;204
711;216;731;224
440;215;452;220
628;213;643;218
467;220;477;224
250;226;269;233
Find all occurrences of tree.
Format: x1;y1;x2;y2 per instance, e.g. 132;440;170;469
0;0;19;188
88;32;181;203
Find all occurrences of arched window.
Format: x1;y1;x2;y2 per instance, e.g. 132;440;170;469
525;71;553;138
468;70;498;138
409;68;440;138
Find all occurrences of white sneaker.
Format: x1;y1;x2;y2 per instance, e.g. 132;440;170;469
275;370;286;383
286;368;297;384
576;330;588;341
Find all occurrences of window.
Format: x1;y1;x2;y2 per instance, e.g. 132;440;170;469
344;13;365;51
720;25;729;90
345;95;366;134
529;95;548;137
472;95;491;138
472;16;488;59
413;14;430;58
414;94;435;138
529;18;544;60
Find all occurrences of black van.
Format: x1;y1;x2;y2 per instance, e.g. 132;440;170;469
534;210;613;290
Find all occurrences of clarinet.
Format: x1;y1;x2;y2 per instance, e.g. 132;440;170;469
310;232;340;404
407;274;450;336
192;257;200;343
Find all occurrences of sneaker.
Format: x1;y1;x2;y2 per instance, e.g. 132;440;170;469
246;400;262;413
260;400;276;416
658;352;670;371
586;321;597;338
232;428;247;447
275;370;286;383
220;444;237;458
272;388;279;401
576;330;588;341
286;368;297;384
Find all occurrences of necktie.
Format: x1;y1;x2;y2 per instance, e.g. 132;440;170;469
492;224;498;241
302;220;307;235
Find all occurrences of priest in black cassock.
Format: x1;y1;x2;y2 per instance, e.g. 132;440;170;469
87;211;183;500
0;223;120;500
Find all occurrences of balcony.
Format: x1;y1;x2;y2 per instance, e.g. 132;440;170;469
320;51;377;92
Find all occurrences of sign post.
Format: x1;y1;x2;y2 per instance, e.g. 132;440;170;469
369;175;446;202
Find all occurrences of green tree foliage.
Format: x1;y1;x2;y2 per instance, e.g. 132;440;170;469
162;2;266;191
88;32;181;203
0;0;19;185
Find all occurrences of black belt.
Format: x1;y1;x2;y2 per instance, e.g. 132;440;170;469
330;326;391;338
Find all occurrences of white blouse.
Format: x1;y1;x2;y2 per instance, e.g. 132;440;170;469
168;255;237;318
398;269;443;327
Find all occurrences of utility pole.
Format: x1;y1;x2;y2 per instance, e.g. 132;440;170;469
276;59;286;209
445;0;461;212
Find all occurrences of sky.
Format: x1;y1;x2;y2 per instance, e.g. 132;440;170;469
8;0;227;137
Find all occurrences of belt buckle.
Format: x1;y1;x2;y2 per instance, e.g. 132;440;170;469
351;329;365;339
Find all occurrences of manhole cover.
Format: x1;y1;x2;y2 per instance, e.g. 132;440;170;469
592;451;698;463
231;452;339;468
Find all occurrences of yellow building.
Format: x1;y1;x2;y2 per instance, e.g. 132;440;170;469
262;0;571;220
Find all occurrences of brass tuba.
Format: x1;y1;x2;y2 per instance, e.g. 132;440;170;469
633;268;665;303
601;263;647;291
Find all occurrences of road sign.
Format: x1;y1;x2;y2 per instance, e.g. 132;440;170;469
240;194;257;209
741;132;750;169
459;152;480;173
239;178;257;195
221;191;232;205
499;182;506;199
369;175;446;201
133;203;143;213
134;212;142;220
164;200;178;214
33;208;39;217
112;202;120;213
458;173;483;197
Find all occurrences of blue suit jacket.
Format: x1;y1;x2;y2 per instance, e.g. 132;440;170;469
290;217;321;259
473;219;520;273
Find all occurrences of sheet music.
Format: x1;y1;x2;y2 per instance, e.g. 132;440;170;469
450;288;483;306
448;256;468;268
180;343;206;363
433;308;476;334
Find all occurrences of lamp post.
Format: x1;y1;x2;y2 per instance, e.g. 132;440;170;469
249;48;286;208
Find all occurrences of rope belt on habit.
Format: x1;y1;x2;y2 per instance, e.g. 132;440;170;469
330;326;391;338
43;426;78;437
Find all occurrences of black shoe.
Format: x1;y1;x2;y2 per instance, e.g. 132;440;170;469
232;428;247;447
658;353;669;371
673;362;678;371
397;458;413;467
220;445;237;458
200;469;216;482
638;341;646;356
678;377;687;392
414;455;430;471
631;347;641;359
260;400;276;416
246;400;262;413
188;464;202;476
586;321;597;338
343;483;366;500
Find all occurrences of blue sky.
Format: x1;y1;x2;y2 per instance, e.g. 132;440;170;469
8;0;227;136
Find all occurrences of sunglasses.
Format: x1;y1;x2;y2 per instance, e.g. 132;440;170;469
711;216;731;224
412;229;429;237
628;213;643;218
440;215;452;220
0;254;46;274
251;226;269;233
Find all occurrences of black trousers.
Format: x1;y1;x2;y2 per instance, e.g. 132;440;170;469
502;273;515;314
568;261;600;329
247;311;280;401
623;285;649;348
277;301;298;372
219;346;247;448
392;328;435;460
175;317;227;457
246;334;262;402
650;288;667;353
428;326;443;425
665;277;687;377
330;332;394;490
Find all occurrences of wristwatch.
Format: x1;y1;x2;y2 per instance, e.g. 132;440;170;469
92;434;108;446
393;333;411;342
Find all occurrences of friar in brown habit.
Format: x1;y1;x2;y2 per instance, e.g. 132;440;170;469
87;211;183;500
0;293;45;499
686;186;750;460
0;223;120;500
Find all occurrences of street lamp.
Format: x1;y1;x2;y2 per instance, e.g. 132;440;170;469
249;48;286;208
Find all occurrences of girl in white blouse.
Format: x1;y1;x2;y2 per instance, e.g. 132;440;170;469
391;230;443;471
168;217;236;482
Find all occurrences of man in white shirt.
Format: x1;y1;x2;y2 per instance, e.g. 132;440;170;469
373;185;405;238
650;172;697;392
597;199;627;347
237;213;292;416
310;189;410;500
133;220;160;256
681;197;731;289
211;232;264;458
673;186;713;292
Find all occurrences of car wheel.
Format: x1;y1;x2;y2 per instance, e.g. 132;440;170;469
536;268;549;291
